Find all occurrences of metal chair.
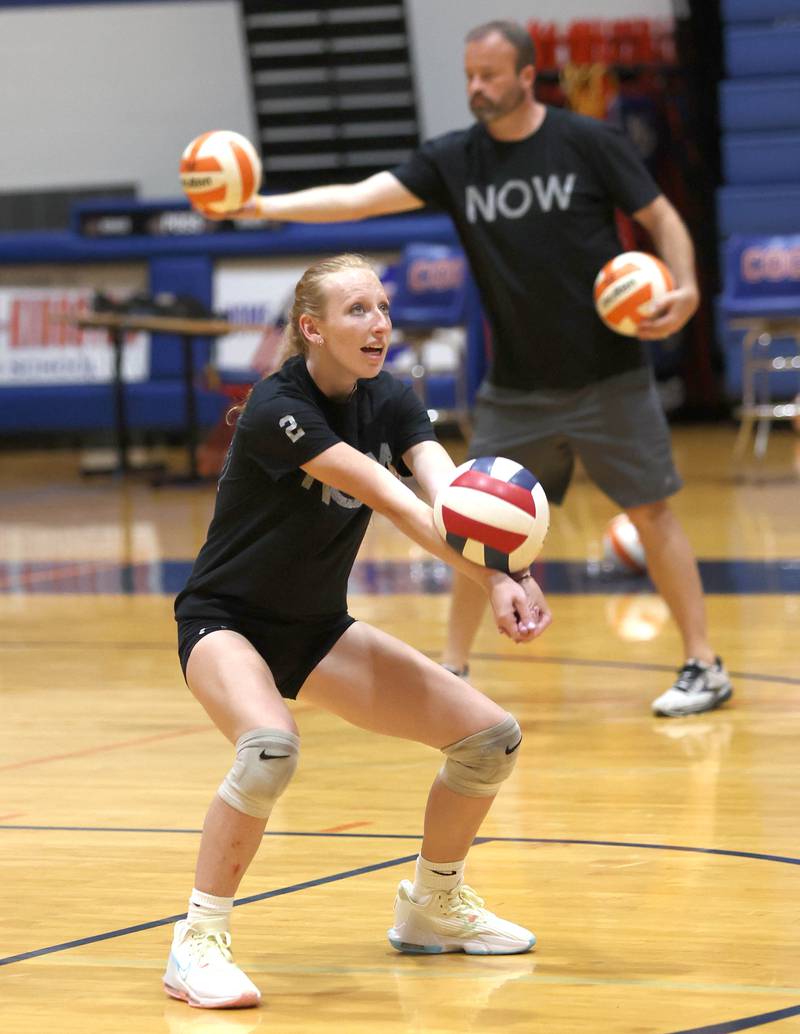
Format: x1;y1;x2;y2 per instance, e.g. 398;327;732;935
720;235;800;458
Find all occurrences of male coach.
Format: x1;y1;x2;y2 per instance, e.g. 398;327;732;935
214;20;731;718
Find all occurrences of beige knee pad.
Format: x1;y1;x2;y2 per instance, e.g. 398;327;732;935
439;713;522;797
217;728;300;819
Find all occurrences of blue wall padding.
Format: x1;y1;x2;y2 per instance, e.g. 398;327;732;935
719;78;800;132
725;25;800;78
717;187;800;235
148;254;213;379
0;382;227;432
722;0;800;22
722;132;800;185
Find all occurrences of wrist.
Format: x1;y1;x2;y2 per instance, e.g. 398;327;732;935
253;195;272;219
510;568;532;583
482;569;507;589
678;281;700;303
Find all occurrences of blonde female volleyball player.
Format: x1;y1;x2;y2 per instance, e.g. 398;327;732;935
167;254;551;1009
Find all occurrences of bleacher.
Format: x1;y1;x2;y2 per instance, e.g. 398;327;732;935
716;0;800;452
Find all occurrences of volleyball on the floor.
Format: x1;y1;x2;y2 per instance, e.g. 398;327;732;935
593;251;674;336
179;130;262;214
606;594;668;642
602;513;646;574
433;457;549;573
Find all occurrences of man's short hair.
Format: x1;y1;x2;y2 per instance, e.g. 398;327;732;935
465;20;537;72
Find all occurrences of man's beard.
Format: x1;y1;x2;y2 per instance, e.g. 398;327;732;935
469;96;499;122
469;84;526;123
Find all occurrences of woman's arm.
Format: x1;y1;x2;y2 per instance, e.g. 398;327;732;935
400;439;458;504
402;439;552;636
301;442;548;642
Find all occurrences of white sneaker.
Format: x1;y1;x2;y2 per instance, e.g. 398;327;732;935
387;880;535;955
652;657;733;717
163;920;261;1009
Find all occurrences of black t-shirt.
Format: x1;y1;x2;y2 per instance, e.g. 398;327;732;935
392;106;661;390
175;356;436;621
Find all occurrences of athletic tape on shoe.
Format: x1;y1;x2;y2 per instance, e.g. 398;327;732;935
217;728;300;818
439;713;522;798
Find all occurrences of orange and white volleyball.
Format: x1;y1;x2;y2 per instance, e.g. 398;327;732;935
606;594;669;642
179;130;262;214
593;251;675;336
602;513;646;575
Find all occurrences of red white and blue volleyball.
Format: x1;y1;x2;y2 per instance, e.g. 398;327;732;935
433;457;550;573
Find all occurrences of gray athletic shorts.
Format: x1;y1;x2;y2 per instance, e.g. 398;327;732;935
468;367;682;508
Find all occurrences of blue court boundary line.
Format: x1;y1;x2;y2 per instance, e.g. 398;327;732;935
670;1004;800;1033
1;828;799;868
2;556;799;597
0;853;419;968
1;832;797;1033
468;653;800;687
1;642;798;689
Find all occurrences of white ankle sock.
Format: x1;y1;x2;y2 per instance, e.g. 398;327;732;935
186;888;234;932
412;855;465;898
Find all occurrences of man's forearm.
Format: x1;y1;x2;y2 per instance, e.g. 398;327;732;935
251;171;423;224
651;211;698;293
639;198;699;294
253;184;367;223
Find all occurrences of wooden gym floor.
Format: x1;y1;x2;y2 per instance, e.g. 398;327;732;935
1;424;798;1034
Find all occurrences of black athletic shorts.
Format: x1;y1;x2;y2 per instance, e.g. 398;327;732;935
469;367;682;508
176;605;356;700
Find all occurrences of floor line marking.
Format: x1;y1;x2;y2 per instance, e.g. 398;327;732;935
2;557;799;596
465;652;800;687
485;836;800;867
0;725;211;772
669;1002;800;1034
1;641;797;687
0;853;418;968
1;826;798;867
319;821;373;833
3;836;798;1034
0;560;125;592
